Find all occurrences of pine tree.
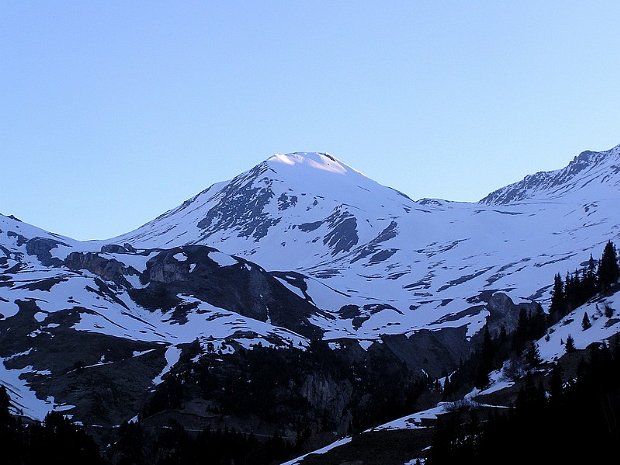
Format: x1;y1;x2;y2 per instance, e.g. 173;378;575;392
525;342;542;368
530;304;547;339
584;254;598;296
567;270;582;310
598;240;619;291
582;312;591;330
475;326;494;388
604;304;614;318
565;334;576;353
549;273;566;319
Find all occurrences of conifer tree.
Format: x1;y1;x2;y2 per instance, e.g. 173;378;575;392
598;240;619;291
568;270;582;310
475;326;494;388
565;334;576;353
550;273;566;319
582;312;592;330
525;342;542;368
584;254;598;296
604;304;614;318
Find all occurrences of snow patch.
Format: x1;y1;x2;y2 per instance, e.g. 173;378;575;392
0;360;56;420
358;340;374;351
274;277;305;299
208;251;238;267
152;346;182;385
280;436;352;465
54;403;76;412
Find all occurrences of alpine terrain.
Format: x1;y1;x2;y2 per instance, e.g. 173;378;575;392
1;145;620;464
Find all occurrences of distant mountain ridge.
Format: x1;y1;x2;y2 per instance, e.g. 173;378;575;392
481;144;620;204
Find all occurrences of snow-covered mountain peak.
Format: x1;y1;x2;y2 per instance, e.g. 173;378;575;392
261;151;382;196
267;152;350;175
564;143;620;175
113;151;414;255
481;144;620;205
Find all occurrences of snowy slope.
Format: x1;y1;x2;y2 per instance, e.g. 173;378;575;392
1;145;620;422
536;291;620;361
112;148;620;341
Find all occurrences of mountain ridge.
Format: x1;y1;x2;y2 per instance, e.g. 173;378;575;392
481;143;620;204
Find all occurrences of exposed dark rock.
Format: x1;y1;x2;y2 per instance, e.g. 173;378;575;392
0;298;167;426
485;292;539;336
100;243;137;254
382;326;471;378
196;163;282;240
130;246;323;339
323;211;359;255
298;221;323;232
338;304;402;330
301;373;352;421
64;252;134;288
369;249;398;265
7;231;28;246
25;237;65;267
277;193;298;210
86;278;131;310
13;276;67;292
437;267;493;292
351;221;398;263
339;304;361;319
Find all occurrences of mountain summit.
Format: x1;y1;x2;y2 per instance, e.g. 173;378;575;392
114;151;413;263
267;152;356;176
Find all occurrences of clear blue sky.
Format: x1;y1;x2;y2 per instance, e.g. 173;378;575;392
2;1;619;240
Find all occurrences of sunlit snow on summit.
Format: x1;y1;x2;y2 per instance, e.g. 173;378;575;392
268;152;350;175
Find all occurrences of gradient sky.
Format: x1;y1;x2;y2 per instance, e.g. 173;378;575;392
2;1;620;240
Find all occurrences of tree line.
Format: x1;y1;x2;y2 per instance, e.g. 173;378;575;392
427;338;620;464
0;389;104;465
443;239;619;398
549;240;619;321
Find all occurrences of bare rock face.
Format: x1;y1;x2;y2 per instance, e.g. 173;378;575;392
25;237;65;267
131;245;324;339
301;373;353;426
486;292;539;335
64;252;134;288
383;327;471;379
147;252;190;283
100;243;136;254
